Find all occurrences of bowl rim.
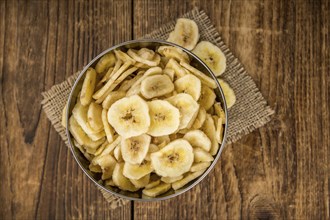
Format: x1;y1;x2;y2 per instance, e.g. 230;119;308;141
66;39;229;201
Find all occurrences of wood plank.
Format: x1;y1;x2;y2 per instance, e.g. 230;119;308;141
0;0;132;219
133;0;329;219
0;0;329;219
293;1;329;219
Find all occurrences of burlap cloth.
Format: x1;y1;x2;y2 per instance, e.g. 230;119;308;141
41;8;274;209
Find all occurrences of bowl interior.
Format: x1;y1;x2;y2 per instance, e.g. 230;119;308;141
66;39;228;201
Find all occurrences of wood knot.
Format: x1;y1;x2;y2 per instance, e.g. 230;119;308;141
248;194;282;220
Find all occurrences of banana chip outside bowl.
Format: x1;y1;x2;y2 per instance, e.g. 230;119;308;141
66;39;228;201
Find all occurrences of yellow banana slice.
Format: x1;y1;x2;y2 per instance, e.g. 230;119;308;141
95;52;116;74
217;78;236;108
80;68;97;106
123;160;153;180
72;100;106;141
172;169;206;190
68;116;104;152
161;175;183;184
121;134;151;164
194;148;214;162
201;114;219;155
112;163;139;192
198;85;216;111
142;182;171;197
183;130;211;152
158;46;190;63
174;74;201;100
192;41;226;76
165;58;187;78
102;91;126;109
130;174;150;188
127;49;160;67
190;162;211;172
140;75;174;99
114;50;136;64
150;139;194;177
107;95;150;138
147;100;180;137
167;93;199;130
191;107;207;129
87;102;104;132
214;102;226;124
180;62;217;89
167;18;199;50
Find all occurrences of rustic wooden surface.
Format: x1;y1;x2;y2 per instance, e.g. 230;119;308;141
0;0;329;219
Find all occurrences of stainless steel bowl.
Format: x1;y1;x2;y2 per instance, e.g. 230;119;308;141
66;39;228;201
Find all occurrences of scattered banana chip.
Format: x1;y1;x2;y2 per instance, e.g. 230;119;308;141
118;72;144;92
72;100;106;141
68;23;233;197
141;74;174;99
183;130;211;152
95;52;116;74
107;95;150;138
114;50;136;64
152;135;170;145
87;102;104;132
93;61;132;101
201;114;219;156
167;18;199;50
167;93;199;130
216;117;224;144
158;46;190;63
174;74;201;100
145;179;161;189
61;104;67;128
214;102;226;123
92;154;116;180
150;139;194;177
193;148;214;162
121;134;151;164
147;100;180;136
101;109;115;143
130;174;150;188
172;169;206;191
128;49;160;67
89;163;102;173
161;175;183;184
102;91;126;110
142;182;171;197
199;85;216;111
99;136;120;157
163;68;175;81
165;58;186;78
190;162;211;172
180;62;217;89
192;41;226;76
105;179;116;186
123;160;153;180
68;116;104;152
217;78;236;108
191;107;207;129
112;163;139;192
113;144;123;162
80;68;97;106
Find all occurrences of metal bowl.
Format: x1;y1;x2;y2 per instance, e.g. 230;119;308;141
66;39;228;201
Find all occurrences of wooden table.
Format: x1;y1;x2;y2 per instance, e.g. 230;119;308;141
1;0;329;219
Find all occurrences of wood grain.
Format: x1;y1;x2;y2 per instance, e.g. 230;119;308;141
0;0;132;219
0;0;329;219
133;0;329;219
